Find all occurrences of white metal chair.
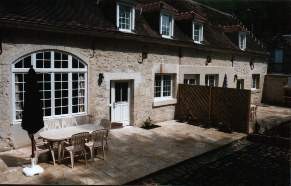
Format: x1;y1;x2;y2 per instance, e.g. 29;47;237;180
85;130;106;160
99;119;111;148
61;117;78;128
63;132;89;168
44;119;62;131
35;141;56;166
250;104;257;122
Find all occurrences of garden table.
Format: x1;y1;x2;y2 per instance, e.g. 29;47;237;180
39;124;103;163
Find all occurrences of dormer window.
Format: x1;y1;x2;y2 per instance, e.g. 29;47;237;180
160;13;174;39
116;3;135;33
193;22;203;44
239;32;247;50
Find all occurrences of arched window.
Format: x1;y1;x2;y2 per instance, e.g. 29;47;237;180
12;50;87;122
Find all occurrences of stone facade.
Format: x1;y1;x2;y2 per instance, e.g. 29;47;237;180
262;74;290;106
0;31;267;148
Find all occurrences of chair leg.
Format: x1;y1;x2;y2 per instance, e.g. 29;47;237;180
105;138;108;149
89;146;94;160
102;145;105;160
69;151;74;168
50;149;56;166
83;150;87;167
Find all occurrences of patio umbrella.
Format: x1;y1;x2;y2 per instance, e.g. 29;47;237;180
222;73;228;88
21;66;44;158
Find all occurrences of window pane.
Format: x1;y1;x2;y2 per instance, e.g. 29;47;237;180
15;60;23;68
72;58;79;68
119;5;131;30
23;56;32;68
163;75;171;97
155;75;162;97
161;14;171;36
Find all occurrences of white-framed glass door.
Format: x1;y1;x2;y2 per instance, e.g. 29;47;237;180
110;81;130;126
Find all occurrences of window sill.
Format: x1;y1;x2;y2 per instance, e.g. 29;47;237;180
161;35;173;39
251;88;261;93
12;112;88;125
194;41;203;44
119;29;135;34
153;98;177;107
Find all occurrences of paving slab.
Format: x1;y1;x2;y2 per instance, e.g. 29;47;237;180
0;120;245;185
256;104;291;133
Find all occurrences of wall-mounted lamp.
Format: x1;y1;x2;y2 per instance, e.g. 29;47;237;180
138;51;148;64
250;58;255;70
98;73;104;86
0;34;2;55
205;55;212;66
138;45;149;64
234;74;238;82
230;56;235;67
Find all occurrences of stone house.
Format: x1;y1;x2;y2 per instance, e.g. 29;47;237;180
0;0;268;149
263;35;291;106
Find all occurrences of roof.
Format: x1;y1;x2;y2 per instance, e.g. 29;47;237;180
0;0;267;57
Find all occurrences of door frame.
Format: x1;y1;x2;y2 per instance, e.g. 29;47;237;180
110;80;132;126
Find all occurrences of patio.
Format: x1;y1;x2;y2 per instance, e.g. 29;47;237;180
0;120;245;185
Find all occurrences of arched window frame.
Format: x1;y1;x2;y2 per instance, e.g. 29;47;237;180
11;50;88;124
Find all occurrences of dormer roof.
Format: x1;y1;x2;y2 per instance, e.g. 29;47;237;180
0;0;267;57
137;1;178;14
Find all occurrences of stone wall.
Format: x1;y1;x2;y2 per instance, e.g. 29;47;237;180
262;74;289;106
0;31;268;148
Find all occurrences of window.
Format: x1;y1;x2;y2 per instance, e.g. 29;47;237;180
184;74;200;85
239;32;247;50
117;3;135;32
236;79;244;89
193;22;203;43
160;13;174;38
205;74;219;87
155;74;173;99
12;51;87;122
252;74;260;89
274;49;283;63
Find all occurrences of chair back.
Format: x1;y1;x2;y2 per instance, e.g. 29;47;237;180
91;130;106;148
71;132;90;151
62;117;78;128
44;119;62;131
100;119;111;130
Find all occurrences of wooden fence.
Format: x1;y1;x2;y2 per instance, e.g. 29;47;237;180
175;84;251;133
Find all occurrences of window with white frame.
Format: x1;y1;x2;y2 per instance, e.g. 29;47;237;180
239;32;247;50
160;13;174;38
154;74;173;99
193;22;203;43
116;2;135;32
252;74;260;89
184;74;200;85
205;74;219;87
12;50;87;122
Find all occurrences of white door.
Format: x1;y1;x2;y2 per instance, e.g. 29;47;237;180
111;81;130;126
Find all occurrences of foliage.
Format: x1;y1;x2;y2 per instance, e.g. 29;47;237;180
143;117;153;128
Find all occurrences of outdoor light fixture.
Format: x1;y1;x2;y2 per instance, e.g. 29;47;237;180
0;36;2;55
234;74;238;82
138;52;148;64
98;73;104;86
205;55;212;66
230;56;235;67
250;58;255;70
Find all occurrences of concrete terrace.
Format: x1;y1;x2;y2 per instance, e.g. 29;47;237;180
0;120;245;185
